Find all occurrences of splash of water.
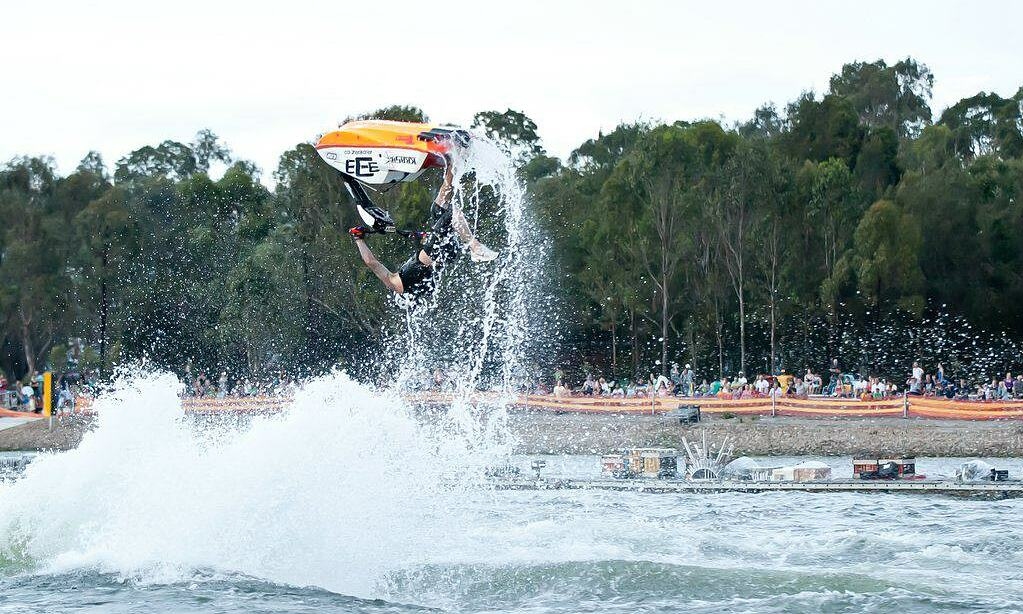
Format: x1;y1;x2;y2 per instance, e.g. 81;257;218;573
0;134;547;599
381;131;546;398
0;371;505;595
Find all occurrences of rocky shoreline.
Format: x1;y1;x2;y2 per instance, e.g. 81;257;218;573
4;411;1023;458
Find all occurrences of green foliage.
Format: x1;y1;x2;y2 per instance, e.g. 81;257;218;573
353;105;428;123
839;199;925;313
1;56;1022;385
828;58;934;137
472;109;544;165
938;88;1023;160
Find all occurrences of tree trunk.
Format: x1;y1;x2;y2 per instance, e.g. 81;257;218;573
20;311;34;378
610;319;618;374
99;244;109;378
738;269;746;375
661;272;669;375
715;303;724;379
630;309;639;374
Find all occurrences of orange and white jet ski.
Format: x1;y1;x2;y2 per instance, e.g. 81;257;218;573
316;120;470;234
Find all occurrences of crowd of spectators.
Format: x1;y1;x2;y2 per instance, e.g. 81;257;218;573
540;358;1023;403
182;366;299;398
1;370;88;414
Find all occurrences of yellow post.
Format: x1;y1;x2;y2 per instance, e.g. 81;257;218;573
43;372;53;424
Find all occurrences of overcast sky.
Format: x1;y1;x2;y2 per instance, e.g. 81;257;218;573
2;0;1021;183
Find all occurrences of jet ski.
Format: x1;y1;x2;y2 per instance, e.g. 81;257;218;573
315;120;470;233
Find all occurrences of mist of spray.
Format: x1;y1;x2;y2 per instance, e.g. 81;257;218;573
0;133;548;599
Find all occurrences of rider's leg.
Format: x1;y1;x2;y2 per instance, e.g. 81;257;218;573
435;159;498;262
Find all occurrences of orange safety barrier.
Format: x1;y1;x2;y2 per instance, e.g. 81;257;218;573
63;392;1023;421
518;394;907;418
906;396;1023;420
0;408;42;419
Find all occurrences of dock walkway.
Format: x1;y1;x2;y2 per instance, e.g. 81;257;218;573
497;477;1023;499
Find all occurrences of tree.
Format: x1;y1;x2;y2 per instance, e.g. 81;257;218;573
191;129;233;173
782;93;864;165
837;199;925;313
353;105;428;123
739;104;784;140
472;109;544;166
939;88;1023;161
828;58;934;137
114;140;197;182
605;122;737;374
0;158;72;376
74;186;134;375
712;140;776;376
854;126;901;196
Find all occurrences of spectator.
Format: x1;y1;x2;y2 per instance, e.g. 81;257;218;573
554;367;564;387
827;358;841;395
581;373;596;395
553;380;569;397
754;375;769;395
912;362;924;385
734;371;748;389
696;379;709;396
56;385;75;413
650;372;671;396
20;381;36;412
681;364;695;397
793;377;807;397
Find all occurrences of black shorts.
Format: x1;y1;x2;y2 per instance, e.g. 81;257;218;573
396;204;460;297
397;255;435;297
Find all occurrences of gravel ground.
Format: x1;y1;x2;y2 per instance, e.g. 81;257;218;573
3;410;1023;458
507;411;1023;457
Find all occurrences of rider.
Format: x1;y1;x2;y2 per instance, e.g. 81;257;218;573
349;158;497;298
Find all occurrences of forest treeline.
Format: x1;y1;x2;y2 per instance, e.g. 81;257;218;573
2;57;1023;384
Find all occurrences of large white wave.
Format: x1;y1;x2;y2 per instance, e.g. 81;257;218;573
0;371;510;595
0;133;545;600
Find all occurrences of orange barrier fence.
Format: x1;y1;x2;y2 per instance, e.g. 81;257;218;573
518;394;1023;420
518;394;908;417
53;393;1023;421
0;408;42;419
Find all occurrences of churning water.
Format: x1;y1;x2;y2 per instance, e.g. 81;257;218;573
1;136;1022;612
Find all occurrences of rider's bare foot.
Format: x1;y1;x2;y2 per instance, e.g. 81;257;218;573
469;239;498;263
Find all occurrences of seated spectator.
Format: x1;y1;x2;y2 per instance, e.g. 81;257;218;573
553;381;569;397
581;373;596;395
650;372;671;396
696;379;710;396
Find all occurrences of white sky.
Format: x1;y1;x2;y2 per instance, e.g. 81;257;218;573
2;0;1021;184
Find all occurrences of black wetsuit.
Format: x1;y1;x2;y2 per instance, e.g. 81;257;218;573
396;203;459;297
